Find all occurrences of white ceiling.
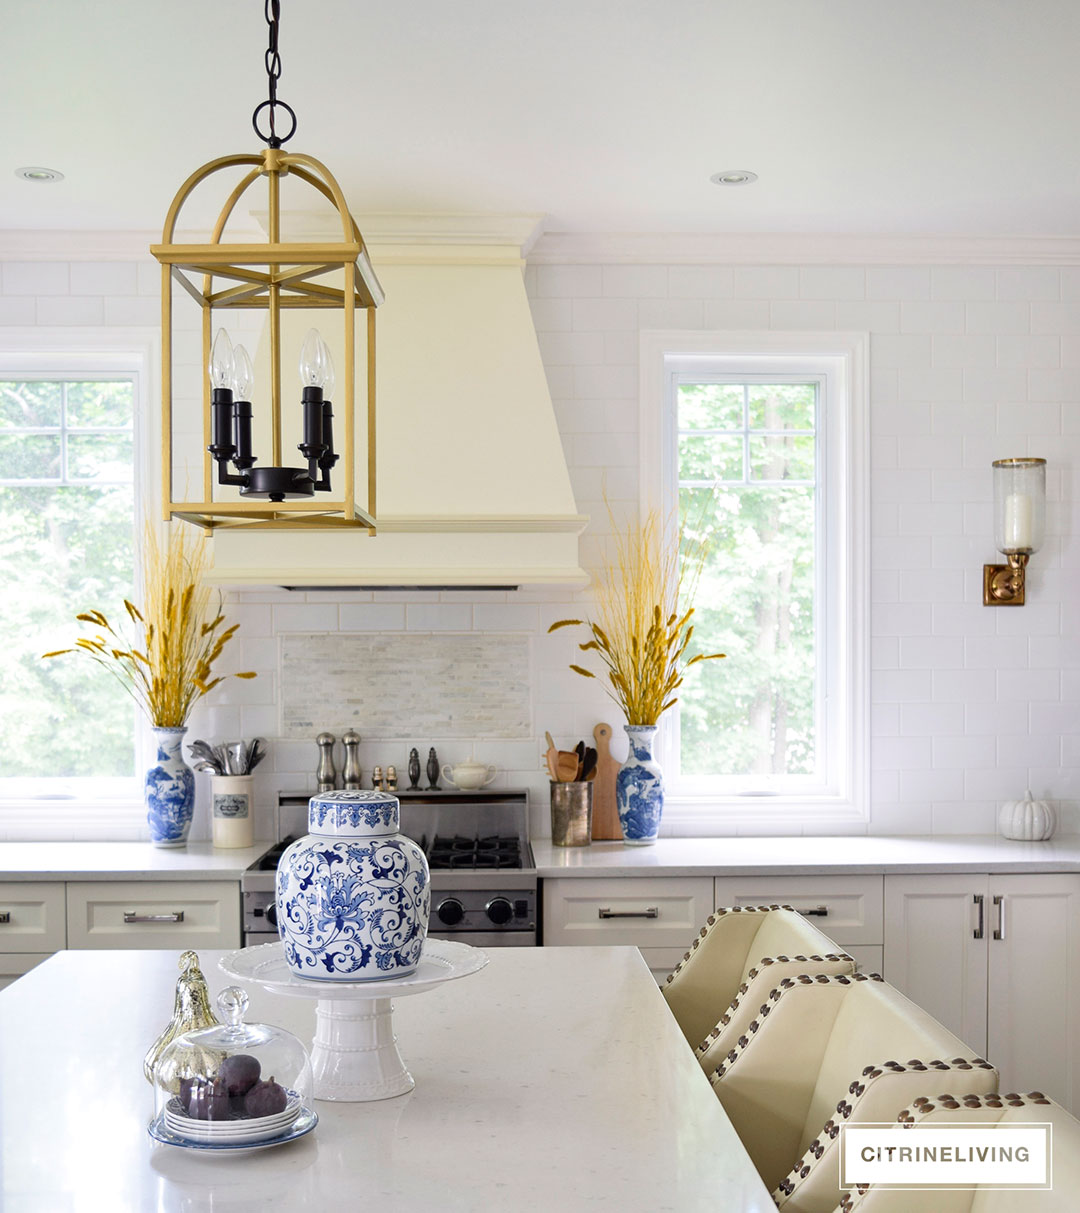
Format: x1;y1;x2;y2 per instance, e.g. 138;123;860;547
3;0;1079;239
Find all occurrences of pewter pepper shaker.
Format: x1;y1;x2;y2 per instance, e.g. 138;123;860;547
316;733;337;793
342;729;362;790
372;765;384;791
408;747;421;790
426;747;440;790
386;765;398;792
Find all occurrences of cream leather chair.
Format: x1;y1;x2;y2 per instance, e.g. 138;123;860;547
834;1092;1079;1212
661;904;856;1071
710;973;998;1213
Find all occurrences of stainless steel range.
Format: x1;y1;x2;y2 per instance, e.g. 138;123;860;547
243;788;537;947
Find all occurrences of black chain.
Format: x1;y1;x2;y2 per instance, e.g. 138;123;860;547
252;0;297;147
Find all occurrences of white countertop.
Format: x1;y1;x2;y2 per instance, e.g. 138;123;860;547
0;840;272;881
532;834;1080;876
0;946;773;1212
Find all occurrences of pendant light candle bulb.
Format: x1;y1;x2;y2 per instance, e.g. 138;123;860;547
231;343;255;401
298;328;327;391
210;328;235;392
320;336;335;400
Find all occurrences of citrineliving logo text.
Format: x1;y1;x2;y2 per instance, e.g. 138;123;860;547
840;1124;1051;1189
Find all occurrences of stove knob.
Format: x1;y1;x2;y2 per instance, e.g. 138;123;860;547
485;897;513;926
436;898;465;926
265;902;278;929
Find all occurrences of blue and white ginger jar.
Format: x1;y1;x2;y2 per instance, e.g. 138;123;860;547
145;726;195;848
276;790;430;982
615;724;664;845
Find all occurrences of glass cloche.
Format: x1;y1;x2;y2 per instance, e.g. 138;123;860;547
150;986;314;1147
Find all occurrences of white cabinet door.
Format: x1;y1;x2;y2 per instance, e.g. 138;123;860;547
884;874;988;1056
986;873;1080;1109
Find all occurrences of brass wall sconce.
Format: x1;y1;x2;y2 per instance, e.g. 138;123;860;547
983;457;1046;606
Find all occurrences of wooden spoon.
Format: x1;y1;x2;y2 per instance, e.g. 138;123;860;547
556;750;580;782
543;731;558;781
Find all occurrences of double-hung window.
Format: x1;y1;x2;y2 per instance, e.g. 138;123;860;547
640;332;869;825
0;334;156;834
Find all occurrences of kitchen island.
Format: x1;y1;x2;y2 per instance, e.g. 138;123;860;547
0;945;772;1212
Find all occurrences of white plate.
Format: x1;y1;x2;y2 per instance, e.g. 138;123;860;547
149;1108;317;1154
164;1091;301;1140
219;938;488;1000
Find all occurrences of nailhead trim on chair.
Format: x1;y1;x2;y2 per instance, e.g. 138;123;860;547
773;1055;996;1201
694;950;857;1055
709;973;885;1081
663;904;796;985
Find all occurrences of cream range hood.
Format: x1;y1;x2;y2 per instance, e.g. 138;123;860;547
205;216;587;590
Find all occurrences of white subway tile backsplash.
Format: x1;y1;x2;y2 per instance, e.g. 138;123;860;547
965;300;1030;335
702;299;771;328
638;297;704;328
602;265;667;297
337;603;406;631
36;296;104;325
405;604;473;631
868;267;931;300
932;333;997;368
733;266;799;299
667;265;734;299
70;261;137;296
995;267;1060;302
769;300;836;329
271;603;339;632
535;265;602;298
900;300;965;334
799;267;865;299
930;266;996;301
3;261;68;295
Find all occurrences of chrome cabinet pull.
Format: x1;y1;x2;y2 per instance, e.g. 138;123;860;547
973;893;984;940
598;906;659;920
992;895;1005;941
123;910;185;925
0;911;10;925
797;905;829;918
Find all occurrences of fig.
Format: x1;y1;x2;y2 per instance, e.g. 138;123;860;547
245;1076;287;1117
219;1053;261;1097
187;1075;230;1120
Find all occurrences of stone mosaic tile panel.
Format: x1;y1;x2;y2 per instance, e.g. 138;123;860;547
280;633;532;739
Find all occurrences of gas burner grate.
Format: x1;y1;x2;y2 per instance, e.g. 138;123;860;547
428;833;523;871
256;835;298;871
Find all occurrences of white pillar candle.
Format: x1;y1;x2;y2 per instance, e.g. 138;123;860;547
1003;492;1033;550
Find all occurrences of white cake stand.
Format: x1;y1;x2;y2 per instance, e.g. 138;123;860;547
219;938;488;1102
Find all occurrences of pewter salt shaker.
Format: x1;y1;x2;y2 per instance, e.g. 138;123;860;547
342;729;362;790
408;747;421;790
316;733;336;793
426;747;440;790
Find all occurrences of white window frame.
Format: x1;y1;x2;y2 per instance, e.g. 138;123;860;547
639;330;869;828
0;327;160;839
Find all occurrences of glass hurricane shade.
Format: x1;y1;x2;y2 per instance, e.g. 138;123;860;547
992;458;1046;555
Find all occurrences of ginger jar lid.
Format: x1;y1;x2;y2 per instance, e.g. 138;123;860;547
308;789;400;837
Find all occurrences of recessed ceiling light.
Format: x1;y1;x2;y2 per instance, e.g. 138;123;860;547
15;166;64;184
710;170;758;186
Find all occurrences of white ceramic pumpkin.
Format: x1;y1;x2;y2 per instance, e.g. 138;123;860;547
998;790;1056;841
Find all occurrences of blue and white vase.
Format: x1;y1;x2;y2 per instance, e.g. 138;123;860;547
616;724;663;845
276;790;430;982
145;726;195;848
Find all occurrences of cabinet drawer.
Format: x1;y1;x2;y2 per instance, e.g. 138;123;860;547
712;874;883;946
543;877;713;948
0;952;53;992
0;882;66;953
66;881;241;950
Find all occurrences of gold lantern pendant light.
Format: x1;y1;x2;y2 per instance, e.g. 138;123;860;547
151;0;383;531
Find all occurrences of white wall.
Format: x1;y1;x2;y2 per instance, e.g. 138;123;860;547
4;252;1079;840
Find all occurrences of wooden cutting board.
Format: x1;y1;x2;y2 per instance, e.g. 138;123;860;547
591;722;622;840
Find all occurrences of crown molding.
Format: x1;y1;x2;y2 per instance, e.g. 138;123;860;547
528;231;1080;266
5;225;1080;267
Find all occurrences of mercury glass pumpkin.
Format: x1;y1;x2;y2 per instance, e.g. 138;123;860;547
276;790;430;981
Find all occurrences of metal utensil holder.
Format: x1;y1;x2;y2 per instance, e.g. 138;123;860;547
550;781;593;847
